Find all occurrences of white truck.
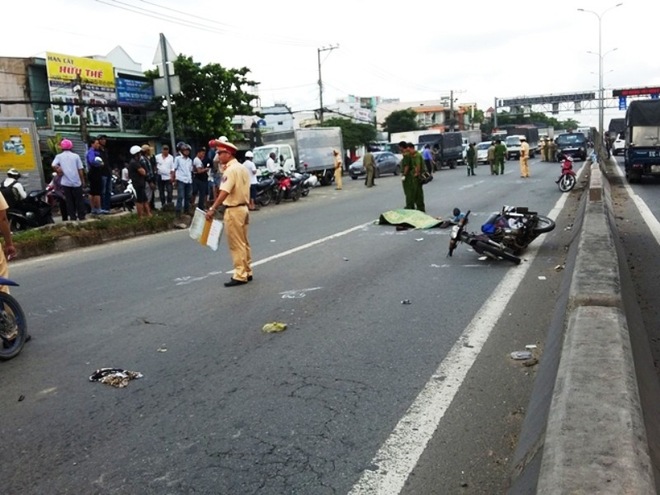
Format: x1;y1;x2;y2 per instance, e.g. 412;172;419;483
253;127;344;185
390;129;440;146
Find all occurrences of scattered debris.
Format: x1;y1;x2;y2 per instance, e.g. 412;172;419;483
523;358;539;367
525;344;537;350
478;256;488;261
554;264;565;271
401;299;411;305
157;347;167;353
262;322;287;333
510;351;533;360
415;238;424;242
89;368;143;388
538;275;547;281
18;395;25;402
343;257;349;261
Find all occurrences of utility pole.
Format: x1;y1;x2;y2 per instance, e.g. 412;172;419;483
73;74;88;143
317;44;339;124
160;33;177;154
493;97;498;128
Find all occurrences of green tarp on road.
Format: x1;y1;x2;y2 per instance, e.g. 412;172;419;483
378;209;444;229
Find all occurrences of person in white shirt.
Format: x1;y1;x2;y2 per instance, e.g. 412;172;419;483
52;139;87;221
266;152;278;174
155;145;174;207
171;144;193;216
243;150;259;210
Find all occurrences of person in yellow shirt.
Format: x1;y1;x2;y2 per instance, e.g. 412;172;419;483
333;149;343;190
519;136;531;178
0;192;16;294
206;141;253;287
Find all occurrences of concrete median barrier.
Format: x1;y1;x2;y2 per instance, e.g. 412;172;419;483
510;159;657;494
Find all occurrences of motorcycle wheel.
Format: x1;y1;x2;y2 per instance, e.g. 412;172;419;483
301;187;310;197
475;240;521;265
533;215;556;234
9;217;27;232
275;190;283;205
259;190;273;207
558;174;576;192
0;292;28;361
292;188;301;202
45;214;55;225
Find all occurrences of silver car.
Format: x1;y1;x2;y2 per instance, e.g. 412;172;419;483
349;151;401;179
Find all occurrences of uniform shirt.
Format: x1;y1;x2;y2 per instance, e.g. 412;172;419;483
173;155;193;183
410;151;424;175
494;143;507;159
243;159;258;185
363;152;375;169
220;158;250;207
156;153;174;180
520;142;530;159
0;191;8;212
52;150;83;187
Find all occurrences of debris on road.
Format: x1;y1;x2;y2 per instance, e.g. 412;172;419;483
262;322;287;333
510;351;533;360
538;275;547;281
525;344;538;350
554;264;565;271
89;368;143;388
401;299;411;305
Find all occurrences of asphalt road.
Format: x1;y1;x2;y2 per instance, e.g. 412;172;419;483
1;157;583;494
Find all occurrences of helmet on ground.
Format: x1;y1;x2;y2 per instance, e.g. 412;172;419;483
245;150;254;158
60;139;73;150
94;156;104;166
7;168;21;179
130;145;142;156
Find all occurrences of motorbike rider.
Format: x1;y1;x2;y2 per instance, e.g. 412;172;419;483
1;168;27;206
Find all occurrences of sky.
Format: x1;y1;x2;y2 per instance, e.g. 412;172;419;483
5;0;659;129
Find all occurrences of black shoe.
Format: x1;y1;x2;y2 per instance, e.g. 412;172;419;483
224;278;248;287
248;275;253;282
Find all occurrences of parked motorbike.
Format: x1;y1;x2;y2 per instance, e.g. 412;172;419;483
8;189;55;231
274;169;302;204
0;276;28;361
255;171;277;207
448;206;556;265
84;177;135;214
292;170;313;197
556;156;577;192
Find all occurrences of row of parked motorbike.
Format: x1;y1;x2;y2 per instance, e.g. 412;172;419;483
253;169;317;207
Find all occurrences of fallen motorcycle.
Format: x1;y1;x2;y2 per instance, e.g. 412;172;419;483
448;206;555;265
0;276;28;361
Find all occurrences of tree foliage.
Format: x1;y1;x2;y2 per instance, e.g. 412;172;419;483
382;109;419;135
142;55;258;144
321;118;377;150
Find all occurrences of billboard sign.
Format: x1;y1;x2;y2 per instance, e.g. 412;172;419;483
46;52;120;129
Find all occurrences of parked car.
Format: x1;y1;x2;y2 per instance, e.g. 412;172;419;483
612;132;625;155
476;141;492;164
349;151;401;179
554;132;588;161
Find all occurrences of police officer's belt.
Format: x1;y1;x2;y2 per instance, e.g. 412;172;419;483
224;204;247;208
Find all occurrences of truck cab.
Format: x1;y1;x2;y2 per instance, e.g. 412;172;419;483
505;135;523;160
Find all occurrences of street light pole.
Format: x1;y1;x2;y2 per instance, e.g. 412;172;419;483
578;3;622;137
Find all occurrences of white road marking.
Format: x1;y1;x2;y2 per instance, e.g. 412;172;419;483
348;198;564;495
611;162;660;245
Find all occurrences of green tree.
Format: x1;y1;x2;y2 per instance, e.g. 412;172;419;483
382;109;419;135
321;117;377;150
143;55;258;143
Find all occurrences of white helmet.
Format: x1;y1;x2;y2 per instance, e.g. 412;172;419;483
130;145;142;156
94;156;104;166
245;151;254;158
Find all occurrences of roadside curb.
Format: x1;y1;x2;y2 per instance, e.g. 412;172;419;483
535;160;656;492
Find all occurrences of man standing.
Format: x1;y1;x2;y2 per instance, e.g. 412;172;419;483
266;152;278;174
519;136;530;178
466;142;477;176
86;138;106;214
363;148;376;187
333;149;343;190
52;138;86;221
243;150;259;210
97;135;113;212
487;140;497;175
172;143;193;216
128;145;151;218
407;142;425;212
192;147;209;211
205;141;252;287
494;139;507;175
399;141;413;209
155;144;174;208
421;144;433;176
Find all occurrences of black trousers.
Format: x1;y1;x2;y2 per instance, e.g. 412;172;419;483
63;186;86;221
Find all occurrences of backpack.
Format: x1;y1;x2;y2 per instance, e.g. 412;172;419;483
0;180;19;209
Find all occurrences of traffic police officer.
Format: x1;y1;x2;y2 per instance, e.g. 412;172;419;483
519;136;530;178
206;141;253;287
